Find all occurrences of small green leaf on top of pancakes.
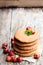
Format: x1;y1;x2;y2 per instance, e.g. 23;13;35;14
25;30;32;36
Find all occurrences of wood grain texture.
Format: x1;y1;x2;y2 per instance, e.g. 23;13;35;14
0;0;43;7
0;9;12;46
0;8;43;65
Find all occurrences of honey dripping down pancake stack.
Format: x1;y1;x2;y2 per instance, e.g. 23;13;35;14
13;27;40;57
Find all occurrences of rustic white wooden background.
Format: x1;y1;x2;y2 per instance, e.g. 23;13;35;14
0;8;43;65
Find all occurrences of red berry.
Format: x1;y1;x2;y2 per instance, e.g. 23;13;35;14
26;26;32;30
9;50;14;56
17;57;23;62
3;48;9;54
11;57;17;62
2;43;8;49
11;41;14;44
11;38;14;44
11;38;14;42
34;53;40;59
6;56;12;62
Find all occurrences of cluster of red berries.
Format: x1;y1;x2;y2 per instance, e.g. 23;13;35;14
2;38;23;62
6;56;22;62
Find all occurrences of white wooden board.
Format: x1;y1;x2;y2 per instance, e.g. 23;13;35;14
0;9;12;46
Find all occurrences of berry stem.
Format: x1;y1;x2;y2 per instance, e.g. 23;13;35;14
23;60;30;63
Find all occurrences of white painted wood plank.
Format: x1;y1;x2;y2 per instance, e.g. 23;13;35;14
0;9;12;46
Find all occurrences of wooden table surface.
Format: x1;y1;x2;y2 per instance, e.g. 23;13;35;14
0;8;43;65
0;0;43;7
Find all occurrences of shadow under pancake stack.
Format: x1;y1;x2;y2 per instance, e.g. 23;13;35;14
13;27;40;57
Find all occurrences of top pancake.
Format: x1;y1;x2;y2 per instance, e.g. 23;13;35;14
14;28;40;43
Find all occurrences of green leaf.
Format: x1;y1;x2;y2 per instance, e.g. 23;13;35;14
25;30;32;36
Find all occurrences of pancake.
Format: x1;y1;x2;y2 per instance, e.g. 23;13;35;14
14;38;38;47
15;49;37;57
14;43;38;51
13;46;37;53
14;28;40;43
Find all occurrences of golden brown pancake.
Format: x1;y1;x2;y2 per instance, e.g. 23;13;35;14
14;28;40;43
15;49;37;57
14;38;38;47
14;43;38;51
13;46;37;53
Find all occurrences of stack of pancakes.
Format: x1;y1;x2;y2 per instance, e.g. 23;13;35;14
13;28;40;57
